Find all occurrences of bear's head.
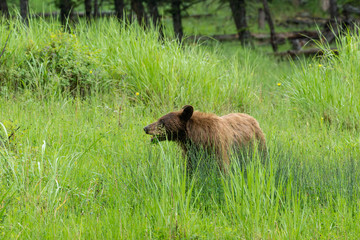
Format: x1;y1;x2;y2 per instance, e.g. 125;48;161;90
144;105;194;143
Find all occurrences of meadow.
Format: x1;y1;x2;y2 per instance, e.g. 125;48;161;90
1;16;360;239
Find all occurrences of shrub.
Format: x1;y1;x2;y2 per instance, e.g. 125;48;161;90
0;20;110;97
25;31;109;96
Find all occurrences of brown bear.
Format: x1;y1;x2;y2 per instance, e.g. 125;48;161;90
144;105;266;172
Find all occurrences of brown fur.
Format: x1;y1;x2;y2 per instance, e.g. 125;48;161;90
144;105;266;172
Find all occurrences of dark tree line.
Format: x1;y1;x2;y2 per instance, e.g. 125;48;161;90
1;0;29;24
0;0;9;18
0;0;341;49
20;0;29;24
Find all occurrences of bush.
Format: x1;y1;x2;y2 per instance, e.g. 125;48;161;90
0;20;110;97
27;31;106;95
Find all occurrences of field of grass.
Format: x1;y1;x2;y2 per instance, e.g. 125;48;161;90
1;16;360;239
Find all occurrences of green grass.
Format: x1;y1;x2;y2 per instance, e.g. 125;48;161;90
1;17;360;239
288;33;360;129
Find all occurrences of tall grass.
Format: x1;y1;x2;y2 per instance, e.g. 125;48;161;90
287;30;360;130
1;18;360;239
0;17;269;111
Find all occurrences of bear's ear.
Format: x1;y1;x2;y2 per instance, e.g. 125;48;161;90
180;105;194;122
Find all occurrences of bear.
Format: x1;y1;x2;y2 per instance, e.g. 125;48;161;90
143;105;266;173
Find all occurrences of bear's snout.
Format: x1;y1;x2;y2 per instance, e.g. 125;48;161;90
143;125;150;134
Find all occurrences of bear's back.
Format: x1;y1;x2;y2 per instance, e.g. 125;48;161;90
220;113;265;145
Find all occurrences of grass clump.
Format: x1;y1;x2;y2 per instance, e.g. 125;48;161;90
288;29;360;130
1;17;267;111
25;30;106;96
0;20;110;97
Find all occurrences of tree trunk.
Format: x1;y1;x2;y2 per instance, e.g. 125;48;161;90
323;0;338;43
329;0;337;20
147;0;164;38
292;0;300;7
0;0;9;18
320;0;330;11
147;0;160;27
20;0;29;25
262;0;277;52
171;0;183;42
114;0;125;21
60;0;73;30
258;8;265;29
131;0;148;27
93;0;100;19
228;0;251;46
85;0;92;22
